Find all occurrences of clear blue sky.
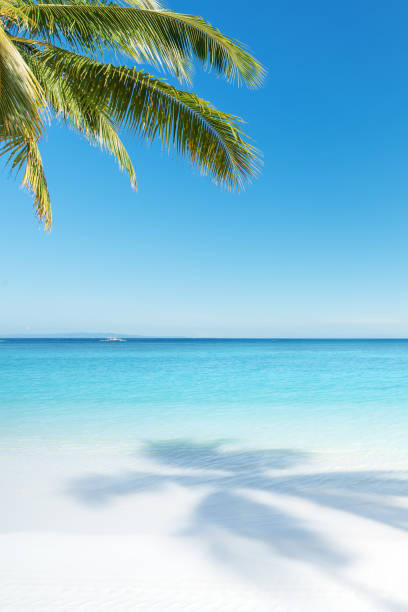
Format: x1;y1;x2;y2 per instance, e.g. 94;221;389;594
2;0;408;337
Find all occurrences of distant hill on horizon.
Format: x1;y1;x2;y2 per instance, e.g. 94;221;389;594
0;333;189;339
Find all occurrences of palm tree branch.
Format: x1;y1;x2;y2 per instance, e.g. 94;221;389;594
11;3;264;86
1;134;52;228
0;0;33;27
17;42;137;190
0;24;45;139
23;44;260;189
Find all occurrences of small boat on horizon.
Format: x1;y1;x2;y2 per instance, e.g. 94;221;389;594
101;337;126;342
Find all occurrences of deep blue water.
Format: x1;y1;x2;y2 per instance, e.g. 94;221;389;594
1;339;408;455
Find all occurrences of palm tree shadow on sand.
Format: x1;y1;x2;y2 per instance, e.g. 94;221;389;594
67;439;408;610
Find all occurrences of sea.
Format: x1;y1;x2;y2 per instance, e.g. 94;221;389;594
2;338;408;612
1;338;408;466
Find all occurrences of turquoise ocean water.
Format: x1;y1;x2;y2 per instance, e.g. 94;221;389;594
1;339;408;458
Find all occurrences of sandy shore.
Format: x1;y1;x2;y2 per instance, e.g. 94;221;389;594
1;447;408;611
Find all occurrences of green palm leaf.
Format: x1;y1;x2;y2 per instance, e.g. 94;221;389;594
14;3;264;86
26;45;260;190
1;0;264;229
17;43;138;189
0;24;44;139
2;134;52;227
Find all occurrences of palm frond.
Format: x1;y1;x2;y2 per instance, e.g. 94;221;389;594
1;134;51;228
26;45;260;190
96;115;137;188
17;43;137;189
0;24;45;139
119;0;164;8
13;3;264;86
1;0;263;229
0;0;33;27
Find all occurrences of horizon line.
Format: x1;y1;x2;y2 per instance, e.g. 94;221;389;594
2;336;408;341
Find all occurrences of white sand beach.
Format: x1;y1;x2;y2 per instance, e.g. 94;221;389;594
1;446;408;611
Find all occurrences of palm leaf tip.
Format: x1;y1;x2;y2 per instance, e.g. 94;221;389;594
1;135;52;229
22;140;52;230
3;136;52;229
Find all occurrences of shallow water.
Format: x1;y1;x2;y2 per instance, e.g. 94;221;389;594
1;339;408;462
2;340;408;611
